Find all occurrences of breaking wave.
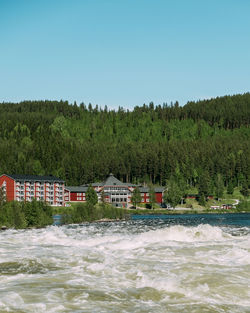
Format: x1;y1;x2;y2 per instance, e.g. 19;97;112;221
0;215;250;312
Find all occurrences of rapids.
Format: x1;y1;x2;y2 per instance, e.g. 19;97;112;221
0;213;250;313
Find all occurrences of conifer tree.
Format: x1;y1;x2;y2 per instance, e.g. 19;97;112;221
86;185;98;206
198;171;210;202
0;186;6;206
240;180;249;197
164;177;182;208
227;180;234;195
215;174;224;199
131;187;141;209
149;186;156;209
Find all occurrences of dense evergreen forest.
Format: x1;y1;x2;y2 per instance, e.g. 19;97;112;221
0;93;249;195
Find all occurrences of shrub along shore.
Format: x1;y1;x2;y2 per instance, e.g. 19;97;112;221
1;200;249;230
0;200;53;229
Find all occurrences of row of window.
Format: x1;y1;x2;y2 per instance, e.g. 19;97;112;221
16;182;63;186
104;187;128;191
16;186;63;191
16;195;63;200
111;198;127;203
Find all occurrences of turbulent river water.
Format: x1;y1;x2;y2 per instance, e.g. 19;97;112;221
0;213;250;313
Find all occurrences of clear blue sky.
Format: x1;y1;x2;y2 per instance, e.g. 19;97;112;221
0;0;249;109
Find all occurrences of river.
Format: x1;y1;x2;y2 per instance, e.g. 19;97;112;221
0;213;250;312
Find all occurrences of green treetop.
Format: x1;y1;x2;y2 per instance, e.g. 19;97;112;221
86;185;98;206
149;186;156;209
215;173;224;199
131;187;141;209
164;177;183;208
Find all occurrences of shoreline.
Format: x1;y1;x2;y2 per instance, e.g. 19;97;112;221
1;211;249;230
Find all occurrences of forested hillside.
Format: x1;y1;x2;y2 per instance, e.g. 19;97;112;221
0;94;249;193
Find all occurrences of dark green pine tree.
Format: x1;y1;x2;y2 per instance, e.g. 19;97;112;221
149;186;156;209
131;187;141;209
86;185;98;206
215;174;224;199
227;180;234;195
198;171;210;204
240;180;249;197
164;177;183;208
0;186;6;206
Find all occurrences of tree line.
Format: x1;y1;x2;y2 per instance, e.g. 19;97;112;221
0;94;249;199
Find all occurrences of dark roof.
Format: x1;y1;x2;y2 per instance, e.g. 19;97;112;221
81;182;103;187
124;182;137;187
82;174;126;187
155;187;165;192
65;186;88;192
103;174;125;186
5;174;64;182
139;186;165;193
91;182;103;187
79;174;166;192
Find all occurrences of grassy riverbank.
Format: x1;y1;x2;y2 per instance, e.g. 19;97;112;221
1;198;249;230
54;199;250;225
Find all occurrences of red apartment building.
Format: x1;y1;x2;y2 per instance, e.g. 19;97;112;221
0;174;65;206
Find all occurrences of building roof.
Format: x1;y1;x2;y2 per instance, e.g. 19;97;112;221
139;186;165;193
79;174;166;192
124;182;137;187
65;186;88;192
82;174;126;187
4;174;64;182
103;173;125;186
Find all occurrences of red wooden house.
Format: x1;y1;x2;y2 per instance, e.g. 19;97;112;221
64;174;165;207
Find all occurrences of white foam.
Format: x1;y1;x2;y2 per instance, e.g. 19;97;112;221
0;222;250;311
